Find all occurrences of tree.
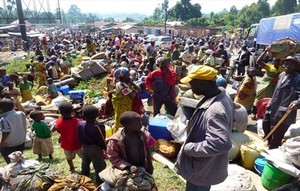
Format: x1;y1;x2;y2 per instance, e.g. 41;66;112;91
272;0;297;15
230;6;238;15
153;6;163;20
237;0;270;28
168;0;202;22
162;0;169;34
67;5;82;23
103;17;115;23
123;17;135;23
186;17;209;26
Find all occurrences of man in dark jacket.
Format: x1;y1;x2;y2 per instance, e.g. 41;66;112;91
175;65;234;191
263;55;300;149
236;45;251;76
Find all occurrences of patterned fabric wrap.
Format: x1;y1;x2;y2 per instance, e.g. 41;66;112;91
270;38;300;59
114;67;129;82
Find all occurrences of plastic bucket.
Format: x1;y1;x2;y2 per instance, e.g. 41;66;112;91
261;162;293;190
254;157;266;176
240;143;261;170
105;125;113;138
59;85;70;95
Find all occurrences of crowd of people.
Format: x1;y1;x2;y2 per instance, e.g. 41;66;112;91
0;31;300;190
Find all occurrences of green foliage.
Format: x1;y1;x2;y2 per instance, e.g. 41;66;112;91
74;75;107;103
168;0;202;22
142;0;300;30
103;17;115;23
123;17;136;23
186;17;209;27
236;0;270;28
0;131;185;190
272;0;297;16
5;55;31;74
142;16;164;26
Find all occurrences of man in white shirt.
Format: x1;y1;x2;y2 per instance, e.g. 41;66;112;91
180;45;195;66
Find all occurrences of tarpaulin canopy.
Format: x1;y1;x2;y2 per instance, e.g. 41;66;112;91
257;13;300;45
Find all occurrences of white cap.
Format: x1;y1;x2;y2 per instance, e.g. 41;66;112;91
205;49;213;55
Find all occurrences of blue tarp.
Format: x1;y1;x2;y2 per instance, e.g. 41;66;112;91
256;13;300;45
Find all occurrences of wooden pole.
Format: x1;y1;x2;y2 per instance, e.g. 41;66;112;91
263;109;292;142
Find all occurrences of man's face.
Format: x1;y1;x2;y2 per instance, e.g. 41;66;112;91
189;46;194;52
189;79;207;95
283;60;296;74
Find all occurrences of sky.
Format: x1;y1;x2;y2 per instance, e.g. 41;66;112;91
59;0;277;15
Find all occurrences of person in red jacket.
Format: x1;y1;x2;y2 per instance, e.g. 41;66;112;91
145;57;178;116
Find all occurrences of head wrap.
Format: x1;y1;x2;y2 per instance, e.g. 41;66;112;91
114;67;129;82
205;49;213;55
181;65;218;84
216;76;227;87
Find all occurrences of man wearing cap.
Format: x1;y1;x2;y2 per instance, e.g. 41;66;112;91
263;55;300;149
175;65;234;191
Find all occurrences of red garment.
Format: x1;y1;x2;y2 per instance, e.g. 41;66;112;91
56;117;81;151
42;38;47;45
135;55;143;63
170;44;175;53
145;67;177;98
128;50;135;58
145;67;177;90
132;92;144;115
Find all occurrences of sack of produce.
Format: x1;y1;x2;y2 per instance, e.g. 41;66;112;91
154;139;180;159
270;38;300;59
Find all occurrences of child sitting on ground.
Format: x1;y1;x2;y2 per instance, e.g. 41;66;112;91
77;105;107;185
29;110;53;160
55;102;82;173
46;78;58;99
106;111;156;174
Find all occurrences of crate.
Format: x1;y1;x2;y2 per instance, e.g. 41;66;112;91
68;90;86;101
78;68;94;80
90;62;107;75
148;114;173;140
60;85;70;95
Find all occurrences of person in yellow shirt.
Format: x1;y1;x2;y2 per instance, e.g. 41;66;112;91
255;48;284;101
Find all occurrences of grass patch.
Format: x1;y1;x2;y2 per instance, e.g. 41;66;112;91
0;52;186;190
0;131;185;190
5;56;32;74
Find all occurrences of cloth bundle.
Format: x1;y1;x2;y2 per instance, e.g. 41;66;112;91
270;38;300;59
99;167;156;191
280;136;300;168
48;174;96;191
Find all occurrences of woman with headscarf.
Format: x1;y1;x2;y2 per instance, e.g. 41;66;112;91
251;48;284;119
112;67;141;133
234;67;257;113
255;48;284;100
33;55;47;87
